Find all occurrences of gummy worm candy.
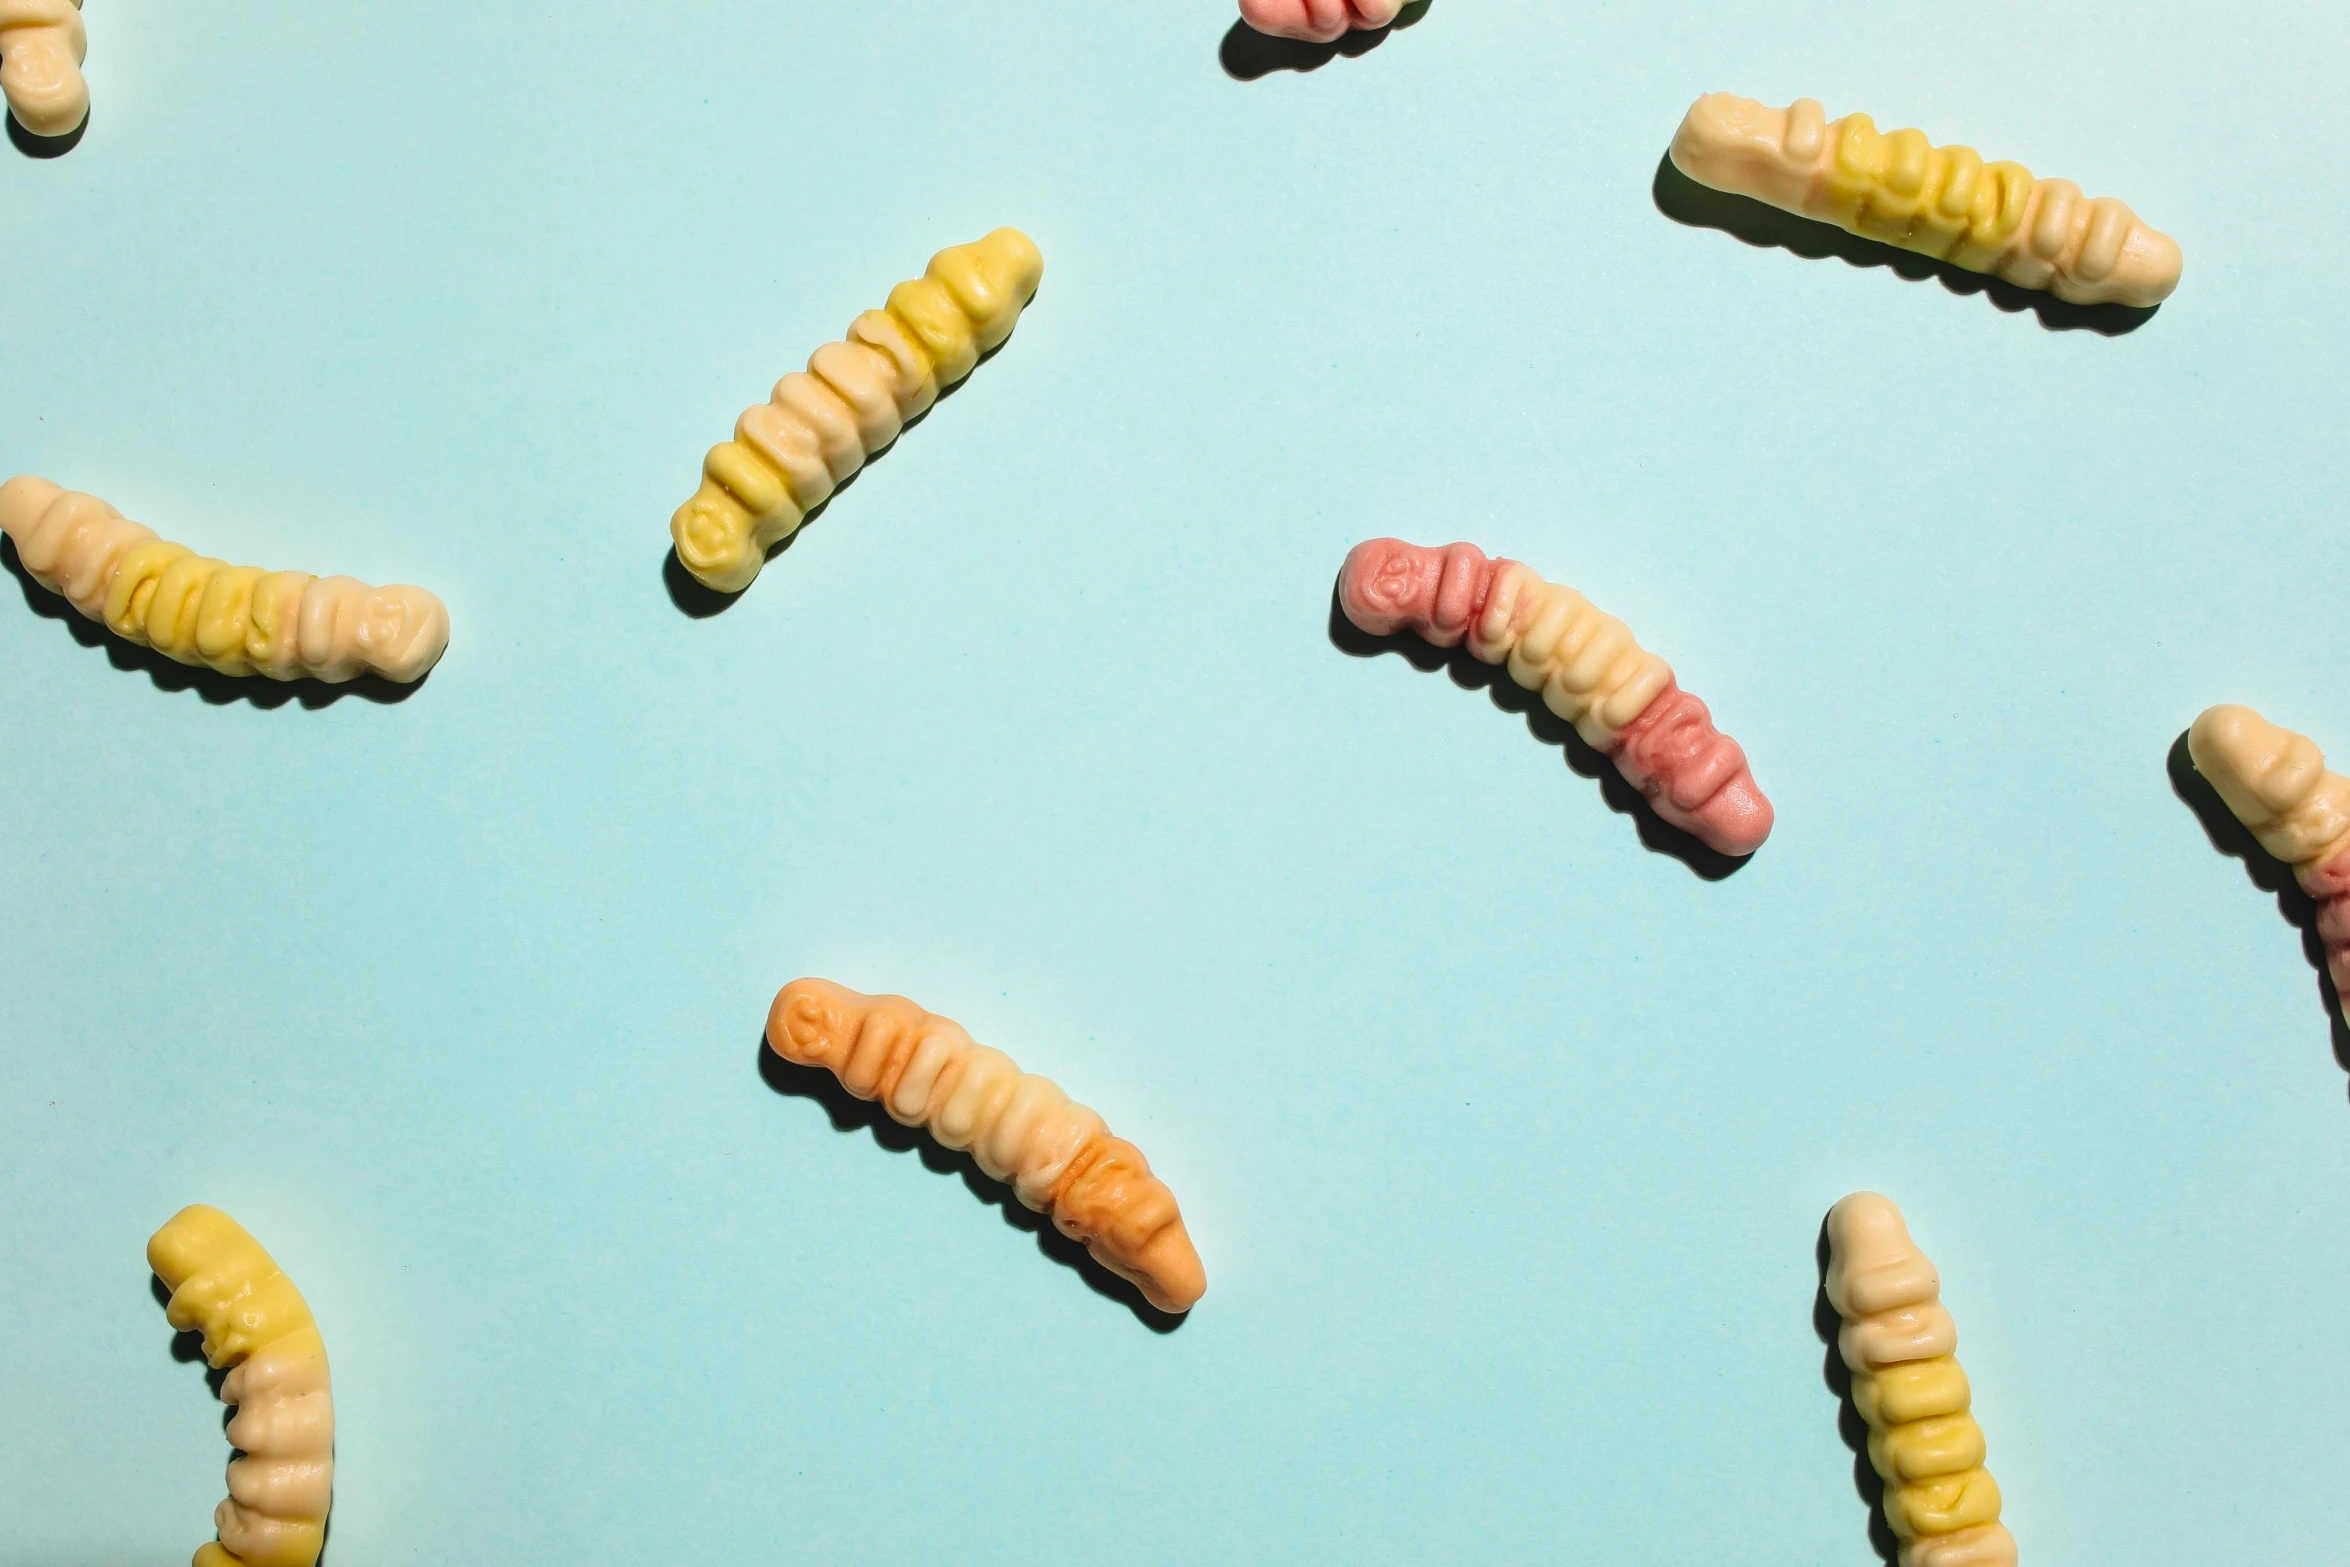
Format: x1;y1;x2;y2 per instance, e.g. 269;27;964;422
2189;703;2350;1018
0;0;87;139
1336;537;1773;857
1826;1193;2017;1567
1670;92;2181;308
1237;0;1405;43
671;228;1043;595
767;978;1206;1314
0;476;448;683
149;1206;334;1567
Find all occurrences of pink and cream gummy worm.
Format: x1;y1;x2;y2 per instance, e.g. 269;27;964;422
1338;538;1774;857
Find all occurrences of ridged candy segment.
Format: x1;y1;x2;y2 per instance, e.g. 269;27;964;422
766;978;1206;1314
671;228;1044;594
1336;537;1773;856
1825;1194;2017;1567
0;0;87;139
1670;92;2181;308
2188;703;2350;1014
0;476;447;683
1237;0;1404;43
149;1206;334;1567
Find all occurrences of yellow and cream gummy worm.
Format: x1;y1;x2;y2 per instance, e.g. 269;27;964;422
149;1206;334;1567
1671;92;2181;308
1825;1193;2017;1567
0;476;449;683
671;227;1044;594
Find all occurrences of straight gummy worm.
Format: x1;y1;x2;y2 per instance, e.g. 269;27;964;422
671;229;1043;595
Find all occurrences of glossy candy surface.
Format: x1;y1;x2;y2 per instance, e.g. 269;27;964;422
0;0;86;139
671;229;1043;595
1337;537;1773;856
148;1206;334;1567
1237;0;1405;43
1825;1194;2017;1567
1670;92;2181;307
0;476;448;683
767;978;1206;1314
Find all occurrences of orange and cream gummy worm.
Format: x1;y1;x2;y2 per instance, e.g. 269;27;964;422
767;979;1206;1314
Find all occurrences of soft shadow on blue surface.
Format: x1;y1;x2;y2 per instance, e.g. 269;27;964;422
2168;730;2350;1089
1218;0;1432;81
1327;587;1751;881
755;1037;1189;1334
1814;1218;1900;1567
1651;154;2158;337
1;535;423;708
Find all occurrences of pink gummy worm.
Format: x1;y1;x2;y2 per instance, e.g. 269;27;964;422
2298;849;2350;1004
1337;537;1775;858
1238;0;1406;43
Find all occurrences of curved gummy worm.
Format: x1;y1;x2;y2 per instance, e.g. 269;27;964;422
1237;0;1404;43
1826;1194;2017;1567
1336;537;1773;857
1670;92;2182;308
767;978;1207;1314
2189;703;2350;1019
0;476;448;683
0;0;87;139
148;1206;334;1567
671;228;1044;595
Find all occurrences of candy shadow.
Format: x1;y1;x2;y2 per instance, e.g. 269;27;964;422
2;535;426;707
1814;1216;1901;1567
1650;153;2158;337
8;109;87;159
1327;587;1750;880
1219;1;1432;81
755;1037;1188;1333
2167;729;2350;1086
153;1273;233;1426
664;318;1034;619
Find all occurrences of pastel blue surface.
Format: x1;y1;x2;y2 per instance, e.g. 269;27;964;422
5;3;2348;1562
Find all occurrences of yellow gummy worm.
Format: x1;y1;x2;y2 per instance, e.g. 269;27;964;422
1825;1194;2017;1567
671;227;1044;594
148;1206;334;1567
0;476;448;683
1671;93;2181;308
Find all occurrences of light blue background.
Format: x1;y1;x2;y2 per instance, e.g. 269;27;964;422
4;2;2346;1562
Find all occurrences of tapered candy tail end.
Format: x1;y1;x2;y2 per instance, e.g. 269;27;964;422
1686;773;1774;859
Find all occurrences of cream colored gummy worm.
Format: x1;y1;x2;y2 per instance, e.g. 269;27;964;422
2188;704;2350;872
1671;93;2181;308
1825;1194;2017;1567
0;476;449;682
1468;559;1674;749
148;1206;333;1567
0;0;87;139
671;227;1044;594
